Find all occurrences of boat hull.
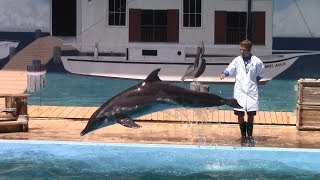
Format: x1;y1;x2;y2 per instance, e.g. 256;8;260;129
61;54;302;84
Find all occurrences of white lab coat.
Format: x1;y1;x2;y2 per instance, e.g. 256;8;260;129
225;55;265;112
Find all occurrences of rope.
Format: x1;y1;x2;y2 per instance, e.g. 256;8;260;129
294;0;313;37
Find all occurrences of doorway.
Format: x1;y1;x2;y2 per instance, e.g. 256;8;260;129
52;0;76;36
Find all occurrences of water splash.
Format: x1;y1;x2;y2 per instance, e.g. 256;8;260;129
171;107;223;147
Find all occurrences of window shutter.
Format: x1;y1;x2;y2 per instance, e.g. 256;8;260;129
167;9;179;42
129;9;141;42
214;11;227;44
252;11;265;45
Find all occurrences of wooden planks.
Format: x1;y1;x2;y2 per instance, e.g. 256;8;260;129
296;105;320;130
297;78;320;105
2;36;64;71
0;36;64;95
296;79;320;130
27;105;295;125
0;98;5;109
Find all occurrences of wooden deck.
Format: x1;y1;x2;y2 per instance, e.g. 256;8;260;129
28;105;295;125
0;35;65;108
2;37;63;71
0;36;68;110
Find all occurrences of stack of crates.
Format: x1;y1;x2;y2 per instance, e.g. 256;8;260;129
296;78;320;130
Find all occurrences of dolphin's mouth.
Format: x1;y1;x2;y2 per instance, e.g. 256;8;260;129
80;125;93;136
80;131;87;136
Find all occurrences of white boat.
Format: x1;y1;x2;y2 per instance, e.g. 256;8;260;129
61;49;320;84
0;40;19;60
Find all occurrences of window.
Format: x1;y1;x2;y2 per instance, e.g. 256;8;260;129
226;12;247;44
183;0;201;27
108;0;126;26
141;10;167;42
215;11;265;45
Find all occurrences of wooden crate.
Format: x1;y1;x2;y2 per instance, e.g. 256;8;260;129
297;78;320;105
296;104;320;130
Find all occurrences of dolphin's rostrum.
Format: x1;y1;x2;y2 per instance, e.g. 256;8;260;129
80;68;241;136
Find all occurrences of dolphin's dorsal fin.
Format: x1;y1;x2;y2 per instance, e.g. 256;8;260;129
145;68;161;82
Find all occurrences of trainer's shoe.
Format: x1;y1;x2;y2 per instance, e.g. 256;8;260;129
241;136;247;143
247;136;254;144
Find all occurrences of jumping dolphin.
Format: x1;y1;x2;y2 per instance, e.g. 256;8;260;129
80;68;241;136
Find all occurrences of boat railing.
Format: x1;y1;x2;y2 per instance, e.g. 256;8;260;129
62;40;277;57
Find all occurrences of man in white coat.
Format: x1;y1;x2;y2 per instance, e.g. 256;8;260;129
220;40;265;145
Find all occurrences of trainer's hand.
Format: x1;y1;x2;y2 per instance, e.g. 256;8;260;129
220;73;225;80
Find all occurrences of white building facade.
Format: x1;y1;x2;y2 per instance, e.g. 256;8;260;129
58;0;273;57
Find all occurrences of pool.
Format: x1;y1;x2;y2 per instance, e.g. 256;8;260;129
1;140;319;179
27;71;298;111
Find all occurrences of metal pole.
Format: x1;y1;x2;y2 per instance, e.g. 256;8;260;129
246;0;252;41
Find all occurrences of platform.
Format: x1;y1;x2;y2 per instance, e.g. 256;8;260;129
0;119;319;149
27;105;295;125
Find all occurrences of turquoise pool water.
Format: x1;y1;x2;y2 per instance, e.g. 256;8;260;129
27;73;296;111
27;54;320;112
0;140;319;179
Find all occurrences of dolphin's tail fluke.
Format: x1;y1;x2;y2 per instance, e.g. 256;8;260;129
224;99;242;109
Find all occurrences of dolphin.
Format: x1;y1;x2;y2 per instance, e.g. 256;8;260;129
80;68;241;136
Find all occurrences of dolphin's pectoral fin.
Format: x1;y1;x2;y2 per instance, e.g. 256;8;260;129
116;118;142;128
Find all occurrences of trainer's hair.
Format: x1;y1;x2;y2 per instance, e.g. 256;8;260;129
240;39;252;50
